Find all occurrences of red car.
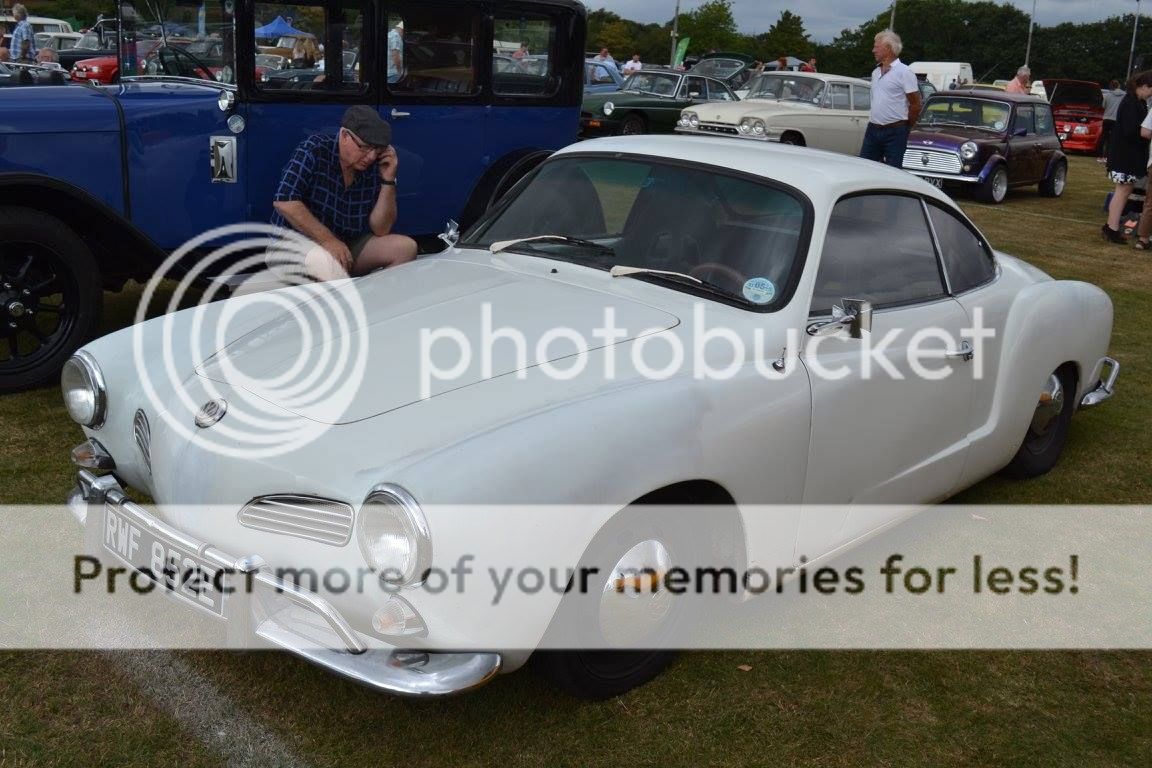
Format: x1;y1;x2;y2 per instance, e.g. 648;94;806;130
71;40;218;84
1043;79;1104;154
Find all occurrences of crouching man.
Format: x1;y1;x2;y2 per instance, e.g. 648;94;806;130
271;105;417;281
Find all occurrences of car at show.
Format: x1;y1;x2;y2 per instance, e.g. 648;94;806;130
1041;79;1104;153
903;91;1067;203
70;40;212;85
676;71;872;156
63;135;1118;699
580;69;738;136
584;58;625;93
686;51;758;93
0;60;70;86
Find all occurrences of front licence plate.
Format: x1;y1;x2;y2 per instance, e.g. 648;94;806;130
102;505;226;617
925;177;944;189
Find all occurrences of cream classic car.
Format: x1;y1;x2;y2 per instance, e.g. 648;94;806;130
64;136;1118;700
678;71;872;155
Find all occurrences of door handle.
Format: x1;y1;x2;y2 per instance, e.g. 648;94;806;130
391;108;411;118
944;341;974;361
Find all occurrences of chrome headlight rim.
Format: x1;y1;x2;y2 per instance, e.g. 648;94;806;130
960;141;978;160
752;119;767;137
61;350;107;429
602;101;614;116
688;112;699;128
358;483;431;587
738;117;754;134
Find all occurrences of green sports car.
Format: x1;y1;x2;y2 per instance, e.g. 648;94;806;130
580;69;739;137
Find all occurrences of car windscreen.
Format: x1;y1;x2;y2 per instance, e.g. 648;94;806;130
747;73;826;103
465;156;809;311
920;97;1011;132
623;71;680;96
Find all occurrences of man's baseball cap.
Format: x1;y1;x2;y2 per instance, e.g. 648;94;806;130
341;105;391;147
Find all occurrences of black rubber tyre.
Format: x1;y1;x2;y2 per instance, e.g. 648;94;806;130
1002;366;1076;479
0;207;102;393
1039;160;1067;198
977;166;1009;204
532;509;697;699
779;132;805;146
619;113;647;135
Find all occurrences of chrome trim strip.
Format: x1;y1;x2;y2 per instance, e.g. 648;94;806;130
69;350;107;428
132;409;151;475
238;495;355;546
906;170;982;183
1080;357;1120;408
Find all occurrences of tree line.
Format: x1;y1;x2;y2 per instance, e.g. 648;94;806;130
590;0;1147;85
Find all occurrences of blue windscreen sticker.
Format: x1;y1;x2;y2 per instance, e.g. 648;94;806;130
742;277;776;304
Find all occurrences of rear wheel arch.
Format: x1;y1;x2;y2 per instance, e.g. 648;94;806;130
779;130;805;146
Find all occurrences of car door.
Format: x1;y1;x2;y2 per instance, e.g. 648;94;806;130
850;84;871;153
818;81;862;154
1007;103;1043;182
796;193;975;558
1032;102;1062;171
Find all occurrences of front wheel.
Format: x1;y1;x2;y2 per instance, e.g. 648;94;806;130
619;114;647;135
0;207;102;393
1002;366;1076;478
1039;160;1067;197
977;166;1009;203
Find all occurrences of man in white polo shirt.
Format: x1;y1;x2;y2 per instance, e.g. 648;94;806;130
859;29;921;167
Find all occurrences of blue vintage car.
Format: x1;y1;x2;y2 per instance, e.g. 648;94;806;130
0;0;587;392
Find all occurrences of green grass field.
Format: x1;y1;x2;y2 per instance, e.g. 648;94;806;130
1;154;1149;766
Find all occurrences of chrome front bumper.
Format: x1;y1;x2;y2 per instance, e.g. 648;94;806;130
68;469;501;697
1080;357;1120;409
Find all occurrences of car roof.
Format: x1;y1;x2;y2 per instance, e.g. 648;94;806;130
553;135;952;205
936;90;1046;103
752;71;870;87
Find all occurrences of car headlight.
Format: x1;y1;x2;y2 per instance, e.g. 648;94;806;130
602;101;614;116
680;110;698;128
752;119;767;137
738;117;754;134
61;351;106;428
88;66;101;74
960;141;978;160
357;484;431;585
1073;125;1089;135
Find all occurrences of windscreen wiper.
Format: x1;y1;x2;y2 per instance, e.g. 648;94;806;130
610;265;740;298
490;235;614;255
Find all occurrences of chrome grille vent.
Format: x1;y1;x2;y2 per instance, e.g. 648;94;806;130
903;148;963;174
133;409;152;475
698;123;739;135
238;495;355;546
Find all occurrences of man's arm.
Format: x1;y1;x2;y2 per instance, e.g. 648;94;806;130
368;146;400;237
272;142;352;268
906;90;922;127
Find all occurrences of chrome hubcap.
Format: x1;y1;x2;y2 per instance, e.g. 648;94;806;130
1030;374;1064;436
599;539;674;647
994;171;1007;200
1054;166;1066;195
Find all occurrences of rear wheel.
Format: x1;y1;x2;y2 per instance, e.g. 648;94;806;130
620;114;647;135
0;207;102;393
1003;366;1076;478
977;166;1009;203
1039;160;1067;197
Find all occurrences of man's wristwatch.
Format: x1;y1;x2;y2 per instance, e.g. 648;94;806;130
381;178;397;186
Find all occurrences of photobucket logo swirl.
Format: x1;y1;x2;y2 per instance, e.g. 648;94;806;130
132;225;370;460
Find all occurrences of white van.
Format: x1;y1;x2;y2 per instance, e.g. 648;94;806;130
910;61;974;92
0;15;74;36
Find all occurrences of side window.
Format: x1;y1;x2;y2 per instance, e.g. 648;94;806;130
710;82;736;101
828;82;850;109
254;2;366;93
927;204;996;294
681;76;707;98
387;5;479;95
1034;104;1055;135
493;12;558;96
1013;105;1035;135
852;85;871;111
810;195;946;314
591;64;613;85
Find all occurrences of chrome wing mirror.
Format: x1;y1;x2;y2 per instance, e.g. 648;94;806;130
806;298;872;339
438;219;460;248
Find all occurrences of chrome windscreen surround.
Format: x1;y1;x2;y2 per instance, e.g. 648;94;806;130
238;495;356;546
133;409;152;475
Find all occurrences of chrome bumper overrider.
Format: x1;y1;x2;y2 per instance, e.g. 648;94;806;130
68;469;501;697
1080;357;1120;408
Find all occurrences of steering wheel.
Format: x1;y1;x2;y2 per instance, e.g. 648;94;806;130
156;46;216;81
690;262;746;289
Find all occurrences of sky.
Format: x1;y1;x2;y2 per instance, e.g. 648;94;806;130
581;0;1148;43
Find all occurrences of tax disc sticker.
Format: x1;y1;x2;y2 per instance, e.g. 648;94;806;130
742;277;776;304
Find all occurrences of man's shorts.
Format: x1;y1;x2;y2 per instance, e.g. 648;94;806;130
347;233;373;266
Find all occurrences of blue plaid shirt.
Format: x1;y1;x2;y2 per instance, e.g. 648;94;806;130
11;20;38;62
270;134;381;242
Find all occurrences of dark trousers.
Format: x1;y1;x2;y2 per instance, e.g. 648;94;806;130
1099;120;1115;158
859;122;910;168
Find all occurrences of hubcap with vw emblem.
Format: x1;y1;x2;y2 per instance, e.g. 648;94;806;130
195;399;228;428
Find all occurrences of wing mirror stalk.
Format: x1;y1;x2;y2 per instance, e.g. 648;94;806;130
806;298;872;339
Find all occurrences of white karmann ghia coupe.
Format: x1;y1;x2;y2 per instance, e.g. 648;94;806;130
63;137;1118;699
